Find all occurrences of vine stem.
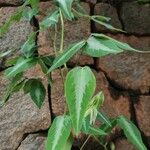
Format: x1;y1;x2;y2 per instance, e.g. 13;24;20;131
53;25;58;56
53;24;65;87
59;8;68;80
72;8;91;19
93;136;108;150
59;8;64;53
80;135;91;150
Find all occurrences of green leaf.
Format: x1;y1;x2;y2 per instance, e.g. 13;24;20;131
117;116;147;150
62;135;73;150
73;1;88;16
46;115;72;150
40;10;60;30
82;117;107;136
100;119;117;134
5;56;19;67
85;92;104;125
41;55;55;67
83;35;123;57
23;0;39;21
29;79;46;109
97;112;111;127
38;59;48;74
92;18;124;32
5;57;37;78
92;33;138;51
91;15;111;22
1;72;24;105
12;79;26;93
23;79;34;94
88;126;107;136
21;32;37;58
29;0;40;10
23;8;38;21
47;40;86;73
54;0;74;20
65;67;96;134
110;142;115;150
38;59;53;85
89;91;105;111
82;117;90;134
0;49;15;58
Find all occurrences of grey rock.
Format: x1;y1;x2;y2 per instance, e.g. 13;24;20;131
121;2;150;35
104;33;150;51
18;133;47;150
134;96;150;137
0;7;34;68
51;69;66;116
0;0;24;5
96;52;150;94
114;138;136;150
0;71;51;150
94;3;122;33
95;71;131;119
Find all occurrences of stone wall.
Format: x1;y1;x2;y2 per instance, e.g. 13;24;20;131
0;0;150;150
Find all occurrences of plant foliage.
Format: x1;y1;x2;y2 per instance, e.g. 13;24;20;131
0;0;148;149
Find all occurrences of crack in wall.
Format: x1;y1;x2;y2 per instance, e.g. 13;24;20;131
129;96;150;149
0;1;149;149
115;3;125;31
0;4;22;8
95;66;150;96
95;67;150;148
96;67;150;148
31;14;55;122
16;129;48;150
48;84;55;121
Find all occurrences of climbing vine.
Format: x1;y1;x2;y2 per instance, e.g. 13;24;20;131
0;0;148;150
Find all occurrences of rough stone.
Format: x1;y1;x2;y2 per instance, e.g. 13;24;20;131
97;0;135;5
94;3;122;33
85;0;97;4
0;67;51;150
95;71;131;119
37;1;92;66
18;133;47;150
134;96;150;137
36;1;56;56
97;52;150;94
51;69;66;116
0;0;23;5
121;2;150;35
105;33;150;51
114;138;136;150
0;7;34;68
68;53;94;66
95;71;131;141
